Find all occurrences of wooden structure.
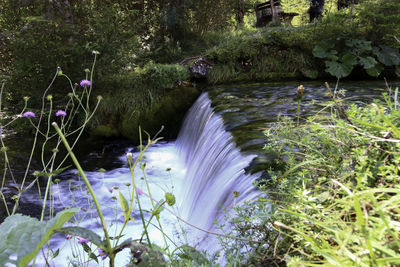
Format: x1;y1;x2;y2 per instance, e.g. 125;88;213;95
255;0;299;27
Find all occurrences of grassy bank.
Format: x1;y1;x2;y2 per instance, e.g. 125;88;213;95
221;83;400;266
90;62;199;142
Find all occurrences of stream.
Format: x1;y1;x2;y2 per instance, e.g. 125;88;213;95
1;80;396;266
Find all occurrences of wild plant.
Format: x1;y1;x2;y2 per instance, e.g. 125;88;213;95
265;82;400;266
0;51;102;266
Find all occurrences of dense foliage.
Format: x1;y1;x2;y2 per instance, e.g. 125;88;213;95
224;83;400;266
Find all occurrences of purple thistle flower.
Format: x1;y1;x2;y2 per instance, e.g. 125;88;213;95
23;111;35;118
80;79;91;87
77;238;89;244
136;187;143;196
55;110;67;117
97;248;107;260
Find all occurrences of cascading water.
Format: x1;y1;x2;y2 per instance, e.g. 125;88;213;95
8;92;262;266
176;92;261;233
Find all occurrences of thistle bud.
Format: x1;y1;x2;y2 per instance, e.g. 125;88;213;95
165;192;176;206
46;95;53;101
23;96;30;102
57;67;63;76
126;153;133;165
84;68;90;73
297;85;305;99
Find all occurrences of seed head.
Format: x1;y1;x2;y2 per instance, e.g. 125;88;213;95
297;85;305;99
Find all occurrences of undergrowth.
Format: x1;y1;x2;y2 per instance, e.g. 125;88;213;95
258;82;400;266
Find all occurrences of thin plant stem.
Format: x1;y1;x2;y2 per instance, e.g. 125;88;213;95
19;68;59;192
297;99;301;126
52;122;112;261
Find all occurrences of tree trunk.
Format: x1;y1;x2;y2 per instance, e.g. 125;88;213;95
271;0;279;23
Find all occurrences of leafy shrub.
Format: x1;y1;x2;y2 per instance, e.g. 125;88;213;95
313;35;400;78
357;0;400;47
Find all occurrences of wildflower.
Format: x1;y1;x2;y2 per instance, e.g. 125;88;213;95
77;238;89;244
66;235;72;239
80;79;91;87
97;248;107;260
23;111;35;118
92;50;100;55
55;110;67;117
136;187;143;196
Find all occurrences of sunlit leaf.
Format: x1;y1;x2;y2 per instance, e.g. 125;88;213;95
0;208;79;267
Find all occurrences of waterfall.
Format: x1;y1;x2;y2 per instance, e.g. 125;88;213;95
176;92;261;233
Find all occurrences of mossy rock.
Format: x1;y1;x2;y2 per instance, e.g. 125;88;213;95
120;86;200;142
92;124;119;137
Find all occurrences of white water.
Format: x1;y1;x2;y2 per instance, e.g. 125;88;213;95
26;92;261;266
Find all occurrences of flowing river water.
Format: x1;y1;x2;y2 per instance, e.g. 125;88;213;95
1;81;396;266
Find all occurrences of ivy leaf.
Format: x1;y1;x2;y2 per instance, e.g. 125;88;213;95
325;61;353;78
359;56;377;69
57;226;106;248
365;64;384;77
0;208;79;267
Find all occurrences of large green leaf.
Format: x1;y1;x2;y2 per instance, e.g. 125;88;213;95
57;226;106;248
345;39;372;56
366;64;384;77
0;208;79;267
341;53;357;66
374;45;400;66
359;56;377;69
325;61;353;78
312;40;336;59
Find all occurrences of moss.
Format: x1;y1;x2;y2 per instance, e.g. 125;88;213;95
92;124;119;137
119;86;200;142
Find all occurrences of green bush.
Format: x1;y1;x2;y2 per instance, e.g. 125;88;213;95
10;20;88;104
357;0;400;47
205;27;320;83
